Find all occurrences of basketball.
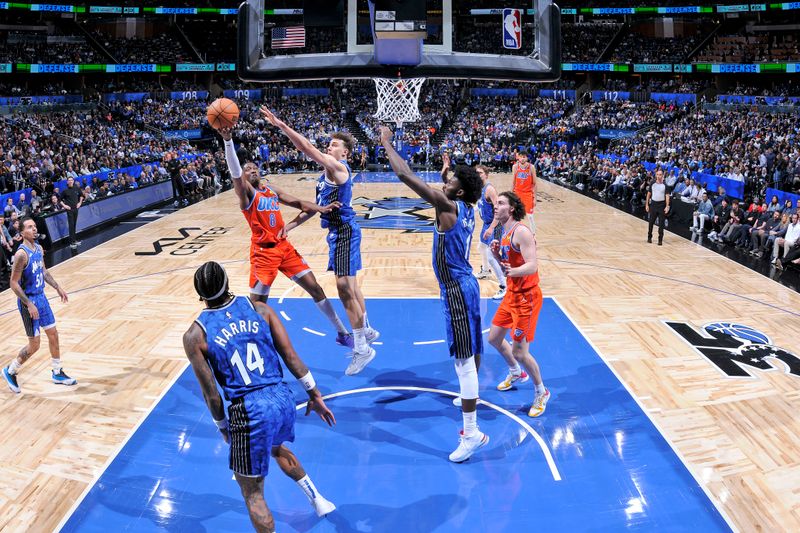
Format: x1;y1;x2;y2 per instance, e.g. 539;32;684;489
206;98;239;129
704;323;770;345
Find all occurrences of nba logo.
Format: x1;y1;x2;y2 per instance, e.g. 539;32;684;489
502;8;522;50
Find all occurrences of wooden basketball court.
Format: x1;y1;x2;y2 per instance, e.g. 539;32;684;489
1;174;798;532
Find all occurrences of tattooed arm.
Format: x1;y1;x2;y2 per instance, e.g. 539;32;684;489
42;265;68;303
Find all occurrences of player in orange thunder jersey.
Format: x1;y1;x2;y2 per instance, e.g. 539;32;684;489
511;151;536;233
489;191;549;417
220;126;354;349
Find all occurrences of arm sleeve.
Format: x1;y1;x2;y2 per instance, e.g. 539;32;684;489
224;139;242;179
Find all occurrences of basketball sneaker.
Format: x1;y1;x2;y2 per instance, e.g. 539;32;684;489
365;327;380;345
335;332;354;349
345;347;376;376
492;286;506;300
3;367;20;394
528;389;551;418
475;268;490;280
449;430;489;463
311;495;336;517
496;371;529;391
52;369;77;386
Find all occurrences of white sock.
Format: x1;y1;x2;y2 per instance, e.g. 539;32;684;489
315;299;348;335
462;410;478;438
8;359;21;375
487;253;506;286
535;382;546;395
353;328;367;352
296;474;321;502
51;358;62;373
509;362;521;375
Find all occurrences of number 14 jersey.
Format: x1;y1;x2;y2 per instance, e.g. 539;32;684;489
195;296;283;400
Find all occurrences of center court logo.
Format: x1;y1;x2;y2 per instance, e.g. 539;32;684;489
135;226;232;256
666;321;800;379
354;197;434;233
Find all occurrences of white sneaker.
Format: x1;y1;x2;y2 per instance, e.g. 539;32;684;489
345;347;376;376
311;495;336;517
365;327;380;345
475;269;490;280
492;286;506;300
449;431;489;463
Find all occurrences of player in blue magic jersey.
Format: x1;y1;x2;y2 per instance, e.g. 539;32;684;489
3;217;75;394
183;261;337;532
260;106;379;377
462;161;506;299
380;126;489;464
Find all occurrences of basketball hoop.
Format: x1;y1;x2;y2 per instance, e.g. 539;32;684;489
372;77;426;128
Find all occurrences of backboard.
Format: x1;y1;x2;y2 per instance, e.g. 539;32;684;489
238;0;560;83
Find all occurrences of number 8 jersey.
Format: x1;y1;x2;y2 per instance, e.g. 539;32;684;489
195;296;283;400
243;185;285;247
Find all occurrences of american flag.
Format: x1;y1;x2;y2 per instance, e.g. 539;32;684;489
271;26;306;49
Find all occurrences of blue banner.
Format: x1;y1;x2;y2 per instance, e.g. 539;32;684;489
592;91;631;102
600;154;745;199
169;91;209;101
0;188;34;210
102;92;149;102
766;187;800;207
0;94;83;105
222;89;263;100
598;129;637;139
718;94;800;105
650;92;697;105
469;88;519;97
0;63;11;73
282;88;331;97
164;129;203;139
175;63;215;72
539;89;576;101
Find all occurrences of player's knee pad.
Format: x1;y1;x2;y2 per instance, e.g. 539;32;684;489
454;356;479;400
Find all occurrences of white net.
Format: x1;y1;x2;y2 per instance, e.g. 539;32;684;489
372;77;426;126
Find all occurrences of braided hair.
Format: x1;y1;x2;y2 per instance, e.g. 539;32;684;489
193;261;232;307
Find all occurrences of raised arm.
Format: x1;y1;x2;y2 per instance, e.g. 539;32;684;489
260;106;347;183
183;324;228;442
440;152;451;183
379;126;456;215
255;302;335;426
220;126;256;211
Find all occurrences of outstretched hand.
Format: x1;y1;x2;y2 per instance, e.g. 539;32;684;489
259;106;282;127
218;126;234;141
442;152;450;168
378;126;393;145
305;393;336;427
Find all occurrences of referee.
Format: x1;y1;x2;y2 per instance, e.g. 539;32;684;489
645;169;670;245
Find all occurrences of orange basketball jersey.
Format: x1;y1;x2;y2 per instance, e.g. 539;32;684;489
500;221;540;292
513;162;536;213
242;186;285;247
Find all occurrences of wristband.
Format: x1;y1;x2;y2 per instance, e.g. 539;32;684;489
298;372;316;392
213;417;228;430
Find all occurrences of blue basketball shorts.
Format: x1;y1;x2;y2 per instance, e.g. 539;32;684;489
479;223;502;246
227;382;296;477
326;221;362;277
18;293;56;338
439;276;483;359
